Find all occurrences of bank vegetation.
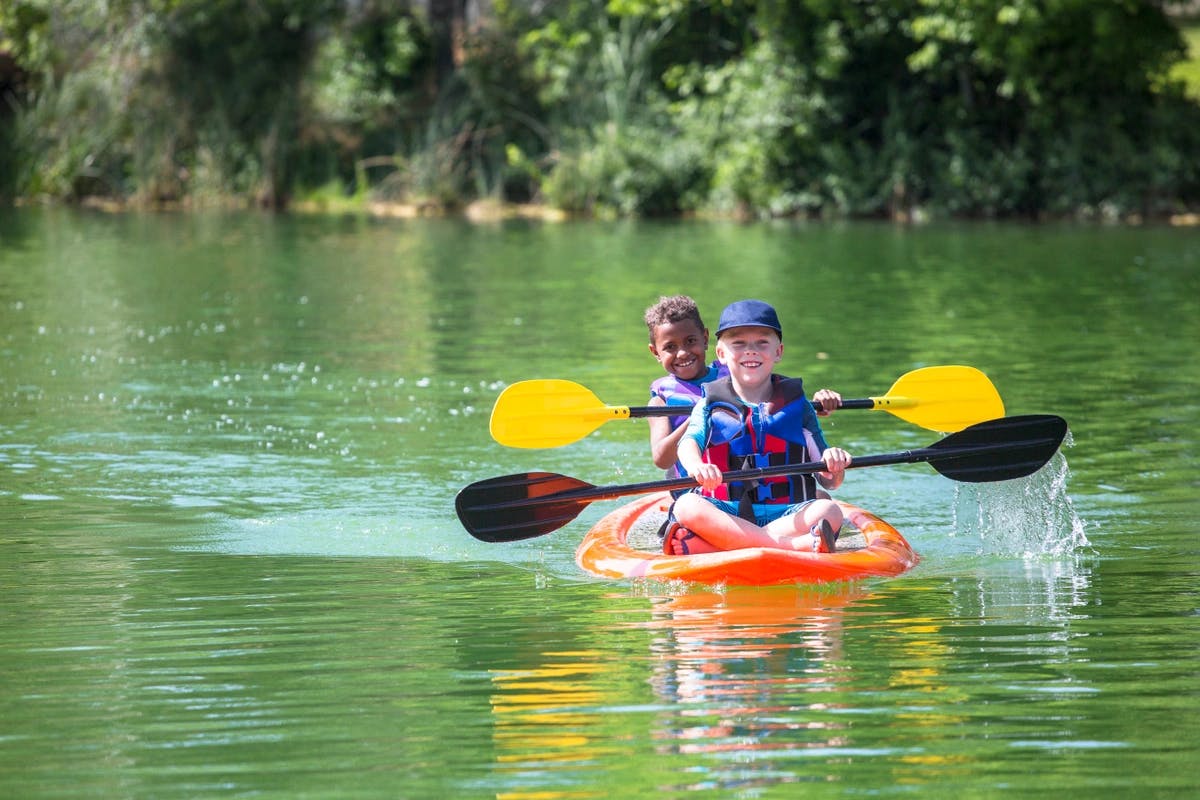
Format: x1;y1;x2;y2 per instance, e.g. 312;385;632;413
2;0;1199;222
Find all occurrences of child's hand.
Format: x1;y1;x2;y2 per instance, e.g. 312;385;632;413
820;447;852;483
690;462;724;492
812;388;842;416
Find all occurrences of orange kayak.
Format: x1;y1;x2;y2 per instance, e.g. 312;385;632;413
575;492;918;586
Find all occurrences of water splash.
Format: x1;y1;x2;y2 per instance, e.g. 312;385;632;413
950;430;1089;557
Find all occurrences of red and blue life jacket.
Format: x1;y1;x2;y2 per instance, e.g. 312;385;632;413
699;375;828;520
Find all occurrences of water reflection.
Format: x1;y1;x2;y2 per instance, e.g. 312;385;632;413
488;653;612;799
634;583;990;792
643;585;861;777
481;585;872;795
482;561;1108;795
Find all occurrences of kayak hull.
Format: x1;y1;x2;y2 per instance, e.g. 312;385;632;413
575;492;918;586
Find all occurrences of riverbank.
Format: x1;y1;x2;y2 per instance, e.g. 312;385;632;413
10;192;1198;226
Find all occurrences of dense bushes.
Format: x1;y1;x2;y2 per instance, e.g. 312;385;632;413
1;0;1197;219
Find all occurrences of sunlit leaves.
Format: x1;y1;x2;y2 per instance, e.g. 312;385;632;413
2;0;1198;217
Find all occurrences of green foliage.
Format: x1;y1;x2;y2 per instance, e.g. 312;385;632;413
2;0;1198;217
1171;22;1200;100
892;0;1197;217
299;5;434;200
3;3;162;201
0;1;53;75
666;39;827;217
512;0;680;134
146;0;344;207
541;124;706;216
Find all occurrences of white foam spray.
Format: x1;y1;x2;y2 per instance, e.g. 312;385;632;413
950;430;1089;557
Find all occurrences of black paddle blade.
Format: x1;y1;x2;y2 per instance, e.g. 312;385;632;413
455;471;596;542
926;414;1067;482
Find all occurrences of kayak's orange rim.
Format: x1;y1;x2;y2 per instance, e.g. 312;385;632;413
575;492;919;586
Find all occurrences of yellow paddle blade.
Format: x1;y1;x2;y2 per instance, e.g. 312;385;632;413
490;379;630;448
874;365;1004;432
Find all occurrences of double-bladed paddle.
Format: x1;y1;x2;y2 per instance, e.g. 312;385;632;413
489;365;1003;448
457;414;1067;542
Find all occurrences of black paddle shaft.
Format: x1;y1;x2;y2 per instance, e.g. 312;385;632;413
630;397;856;418
456;414;1067;542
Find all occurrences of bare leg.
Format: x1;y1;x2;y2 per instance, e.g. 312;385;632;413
763;499;843;550
672;495;843;553
667;494;760;554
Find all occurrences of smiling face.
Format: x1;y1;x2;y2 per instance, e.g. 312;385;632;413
649;318;710;382
715;325;782;393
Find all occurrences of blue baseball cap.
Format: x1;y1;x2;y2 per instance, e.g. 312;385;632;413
716;299;782;338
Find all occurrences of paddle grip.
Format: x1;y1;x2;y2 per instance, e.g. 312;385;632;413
632;397;874;418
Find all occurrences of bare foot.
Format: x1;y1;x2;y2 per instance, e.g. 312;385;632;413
663;524;721;555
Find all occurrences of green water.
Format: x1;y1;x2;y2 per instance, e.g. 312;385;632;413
1;207;1198;798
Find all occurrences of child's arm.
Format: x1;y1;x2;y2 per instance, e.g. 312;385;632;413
677;437;723;492
647;399;691;470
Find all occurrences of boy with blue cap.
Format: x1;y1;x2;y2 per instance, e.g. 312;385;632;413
664;299;851;555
